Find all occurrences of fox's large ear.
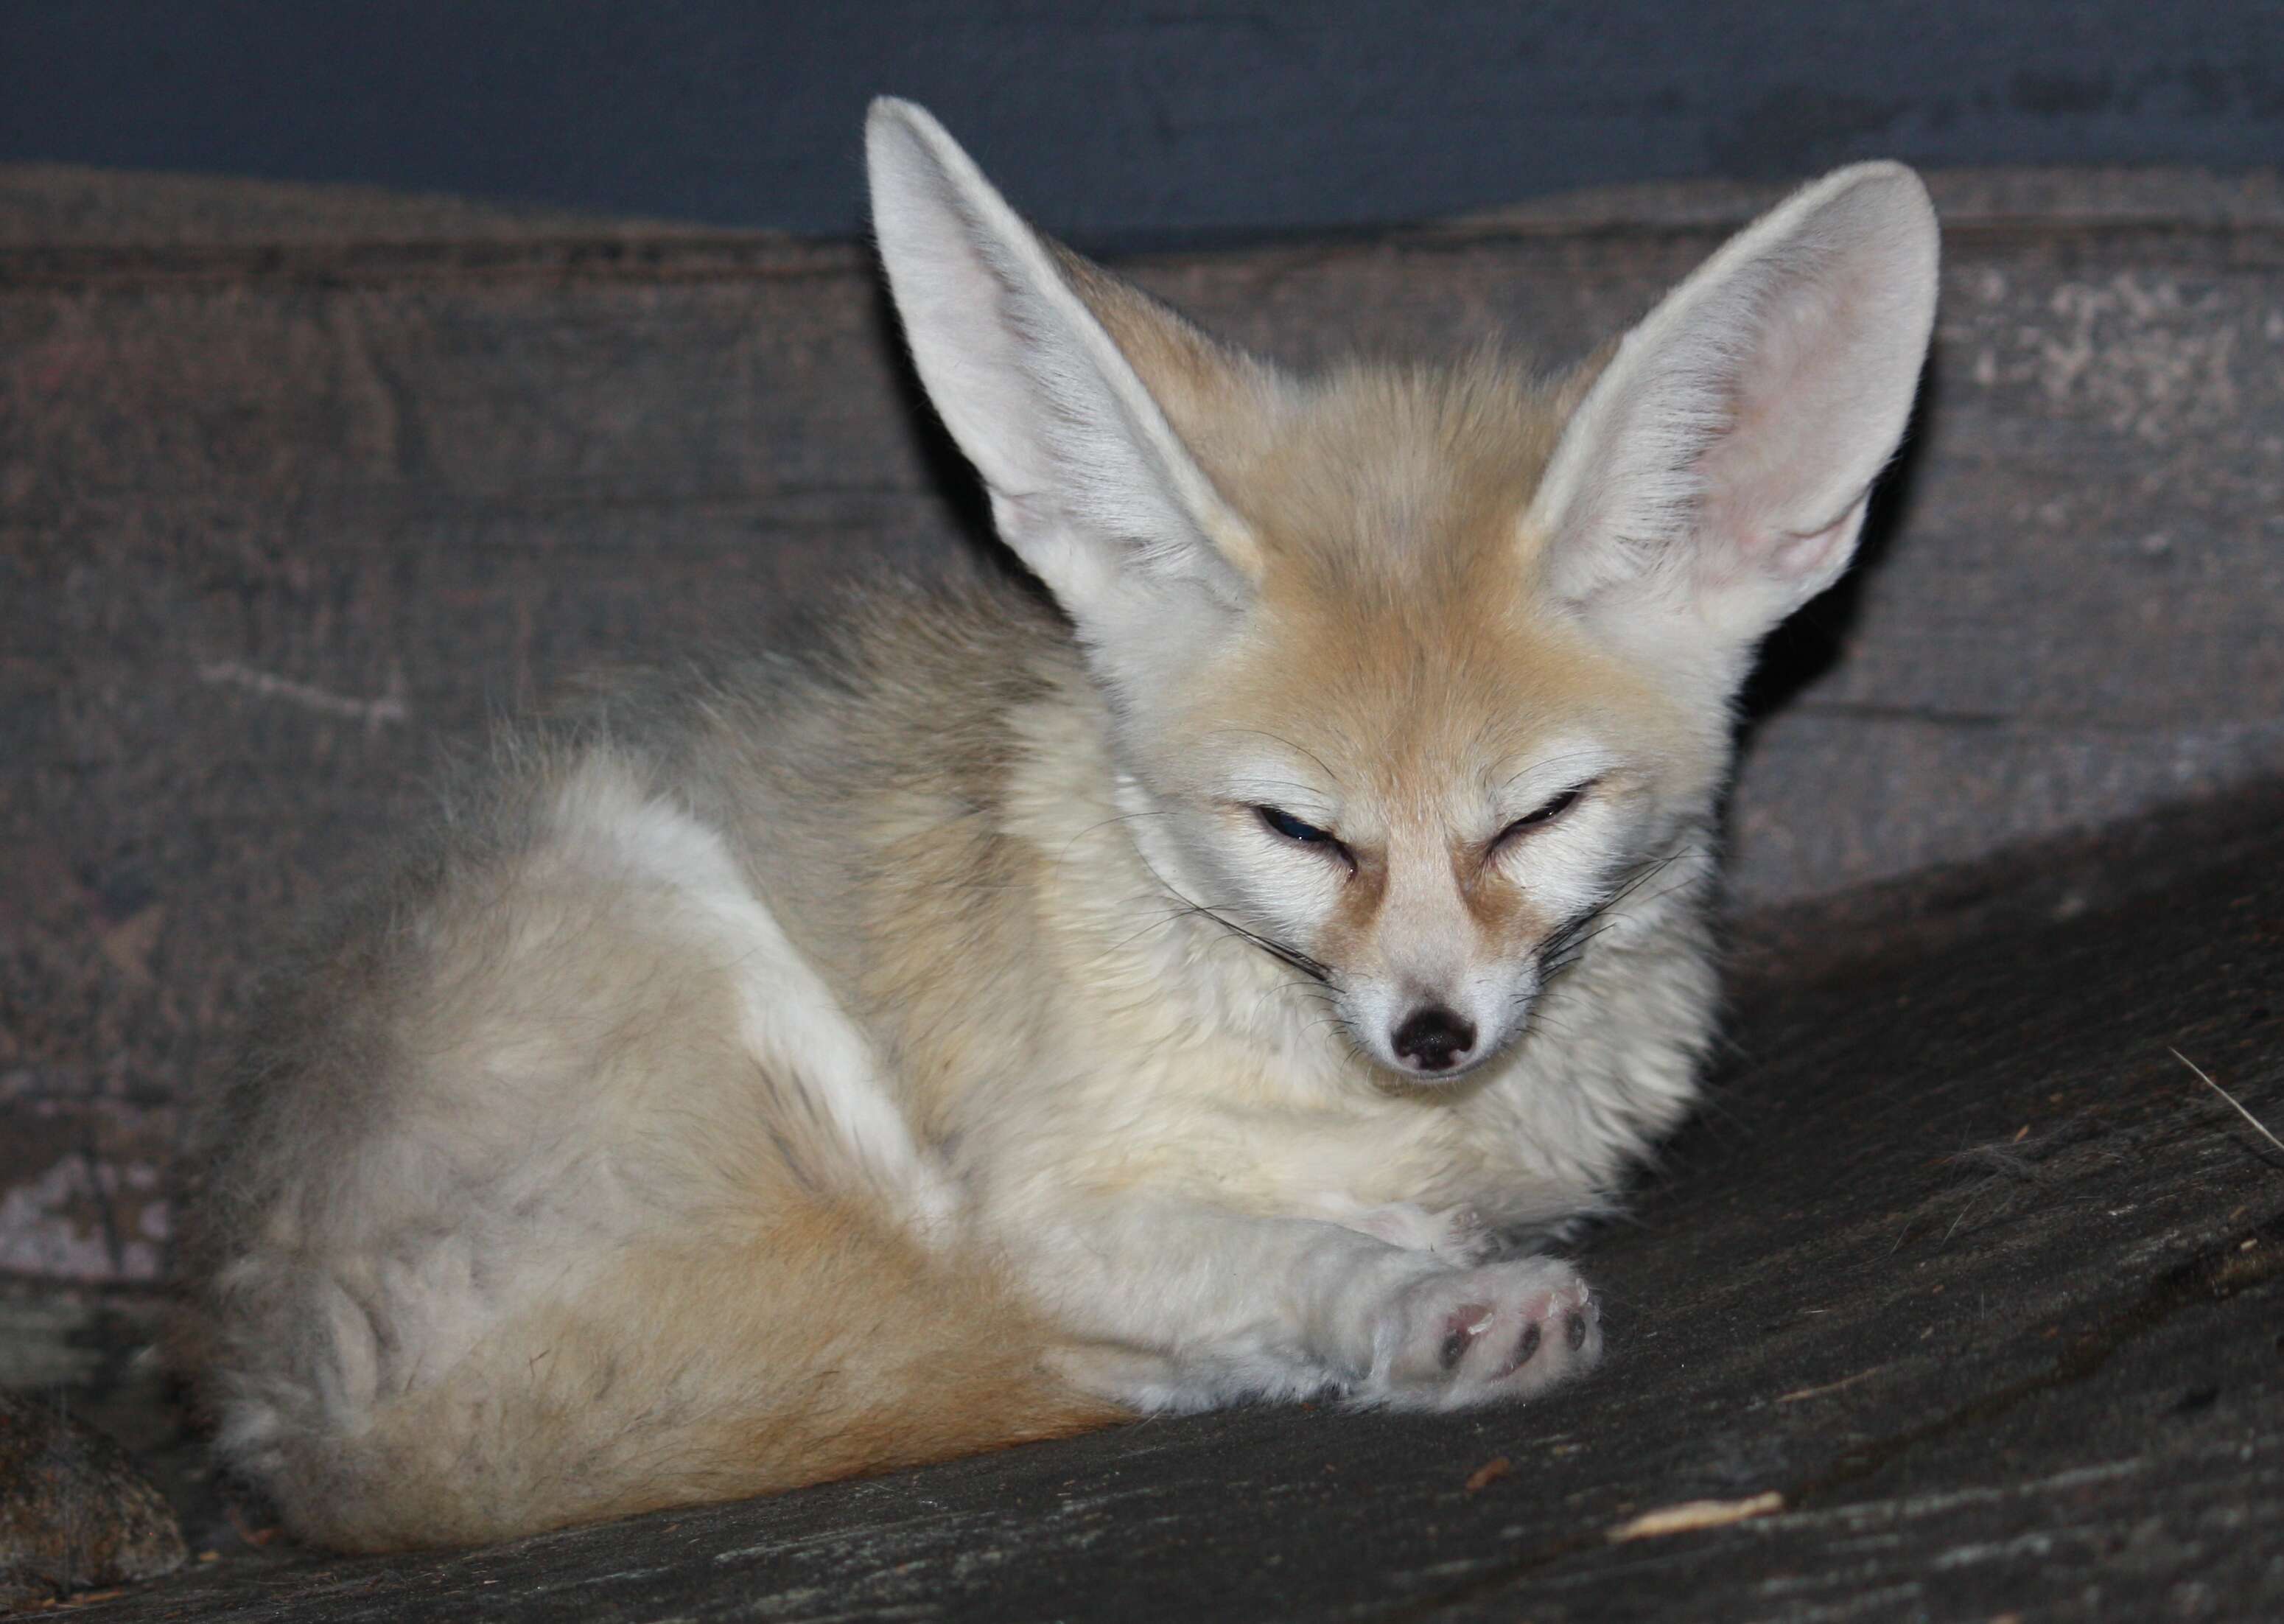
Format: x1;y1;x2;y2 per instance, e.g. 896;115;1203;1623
1525;163;1939;683
867;99;1263;656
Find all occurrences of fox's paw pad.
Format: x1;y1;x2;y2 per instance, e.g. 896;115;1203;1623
1373;1258;1600;1407
1349;1202;1499;1264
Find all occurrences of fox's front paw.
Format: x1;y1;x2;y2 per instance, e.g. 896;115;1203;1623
1364;1257;1601;1409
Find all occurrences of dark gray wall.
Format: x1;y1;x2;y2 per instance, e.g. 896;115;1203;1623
5;1;2283;245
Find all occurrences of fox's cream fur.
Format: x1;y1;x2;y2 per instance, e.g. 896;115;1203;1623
184;101;1939;1550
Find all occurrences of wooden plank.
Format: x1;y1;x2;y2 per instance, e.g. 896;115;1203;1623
3;169;2282;1284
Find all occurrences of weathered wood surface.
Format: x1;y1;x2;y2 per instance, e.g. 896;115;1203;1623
1;165;2280;1292
21;778;2284;1620
0;1388;186;1609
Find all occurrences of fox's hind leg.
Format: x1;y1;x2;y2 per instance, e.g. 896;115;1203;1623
197;755;1120;1550
246;1205;1120;1551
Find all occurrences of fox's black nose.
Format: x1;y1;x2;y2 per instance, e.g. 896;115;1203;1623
1392;1007;1476;1072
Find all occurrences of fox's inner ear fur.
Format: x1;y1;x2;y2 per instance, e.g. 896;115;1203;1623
1526;163;1940;676
866;98;1264;649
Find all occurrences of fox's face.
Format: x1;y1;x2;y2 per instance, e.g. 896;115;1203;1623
868;102;1938;1080
1105;365;1720;1079
1138;590;1699;1080
1146;674;1690;1081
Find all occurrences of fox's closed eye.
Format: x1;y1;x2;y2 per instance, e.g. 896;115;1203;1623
1256;805;1337;846
1494;785;1590;847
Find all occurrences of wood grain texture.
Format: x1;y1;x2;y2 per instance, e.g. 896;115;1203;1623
2;167;2280;1285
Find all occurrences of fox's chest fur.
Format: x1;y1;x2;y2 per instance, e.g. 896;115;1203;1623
186;99;1936;1553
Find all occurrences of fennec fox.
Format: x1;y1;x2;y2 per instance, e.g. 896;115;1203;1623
186;100;1938;1550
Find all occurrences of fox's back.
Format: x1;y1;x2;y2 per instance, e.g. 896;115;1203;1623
183;565;1128;1547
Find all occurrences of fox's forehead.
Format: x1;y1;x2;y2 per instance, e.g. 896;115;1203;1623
1152;354;1691;802
1211;357;1574;595
1188;582;1670;814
